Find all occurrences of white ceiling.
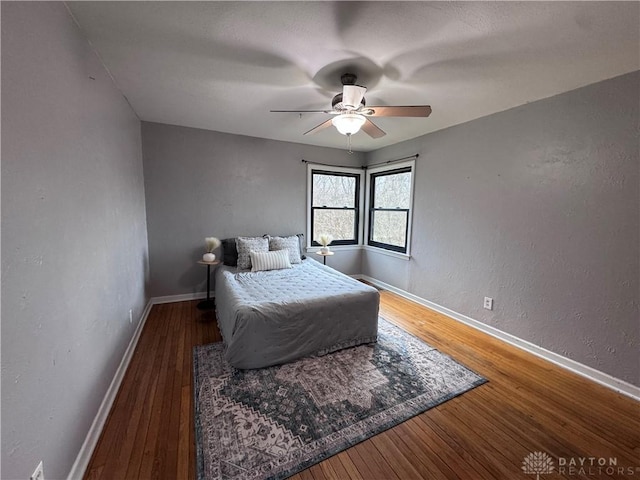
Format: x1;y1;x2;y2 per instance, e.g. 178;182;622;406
67;1;639;152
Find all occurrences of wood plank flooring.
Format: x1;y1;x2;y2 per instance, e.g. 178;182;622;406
84;290;639;479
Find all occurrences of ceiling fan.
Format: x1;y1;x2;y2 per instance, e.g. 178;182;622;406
271;73;432;145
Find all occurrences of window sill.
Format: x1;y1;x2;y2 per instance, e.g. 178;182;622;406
363;245;411;261
306;245;363;253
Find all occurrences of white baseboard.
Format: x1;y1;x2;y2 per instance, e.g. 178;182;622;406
67;300;153;480
361;275;640;402
151;291;211;305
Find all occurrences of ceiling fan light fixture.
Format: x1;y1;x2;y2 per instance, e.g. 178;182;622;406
332;113;366;136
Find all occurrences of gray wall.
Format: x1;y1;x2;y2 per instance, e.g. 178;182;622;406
1;3;149;479
363;71;639;387
141;122;364;297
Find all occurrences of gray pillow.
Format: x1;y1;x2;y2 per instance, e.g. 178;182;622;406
296;233;307;260
268;235;302;264
221;238;238;266
236;236;269;270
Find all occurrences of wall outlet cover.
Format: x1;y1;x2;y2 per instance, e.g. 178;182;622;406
484;297;494;310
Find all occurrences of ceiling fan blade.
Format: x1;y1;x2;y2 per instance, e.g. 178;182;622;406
303;118;334;135
270;109;334;114
365;105;432;117
361;118;386;138
342;85;367;110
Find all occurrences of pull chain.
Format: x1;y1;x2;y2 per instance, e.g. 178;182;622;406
347;133;353;154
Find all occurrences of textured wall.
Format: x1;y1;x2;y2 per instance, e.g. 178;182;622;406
363;71;639;387
141;122;364;297
1;3;149;479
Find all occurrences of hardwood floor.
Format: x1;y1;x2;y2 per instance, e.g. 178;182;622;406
84;290;639;479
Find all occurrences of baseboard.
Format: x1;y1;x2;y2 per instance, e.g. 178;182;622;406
67;300;153;480
151;291;211;305
361;275;640;401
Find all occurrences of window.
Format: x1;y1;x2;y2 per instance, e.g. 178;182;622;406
306;160;414;254
308;166;363;246
366;161;415;254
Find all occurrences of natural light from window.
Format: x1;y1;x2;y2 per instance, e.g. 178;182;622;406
367;162;414;254
311;170;360;245
306;161;413;254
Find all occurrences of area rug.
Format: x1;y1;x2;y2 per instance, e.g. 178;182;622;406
193;317;486;480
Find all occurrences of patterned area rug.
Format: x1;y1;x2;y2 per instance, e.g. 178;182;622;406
193;317;486;480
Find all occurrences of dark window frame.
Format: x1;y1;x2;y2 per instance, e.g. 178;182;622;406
368;166;412;253
310;169;361;246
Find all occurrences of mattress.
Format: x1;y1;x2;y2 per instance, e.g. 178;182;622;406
215;259;379;369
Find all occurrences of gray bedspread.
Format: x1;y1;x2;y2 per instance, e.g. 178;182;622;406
215;259;379;369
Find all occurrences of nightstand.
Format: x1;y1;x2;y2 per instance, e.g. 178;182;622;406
315;251;334;265
196;260;221;310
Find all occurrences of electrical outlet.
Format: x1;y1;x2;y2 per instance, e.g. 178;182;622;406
30;461;44;480
129;309;133;323
483;297;493;310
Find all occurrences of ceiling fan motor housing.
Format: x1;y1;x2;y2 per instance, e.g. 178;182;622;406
341;73;358;85
332;93;366;111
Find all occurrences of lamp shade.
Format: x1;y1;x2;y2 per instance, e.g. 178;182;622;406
332;113;366;135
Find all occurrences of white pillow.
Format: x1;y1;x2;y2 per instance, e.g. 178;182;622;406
236;236;269;270
268;235;302;264
250;249;292;272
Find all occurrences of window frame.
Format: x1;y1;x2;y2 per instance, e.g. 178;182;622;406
306;164;365;249
365;159;416;256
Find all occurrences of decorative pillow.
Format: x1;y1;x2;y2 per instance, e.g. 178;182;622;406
236;236;269;269
296;233;307;260
268;235;302;264
221;238;238;266
250;249;292;272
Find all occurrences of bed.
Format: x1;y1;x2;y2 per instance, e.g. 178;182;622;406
214;241;379;369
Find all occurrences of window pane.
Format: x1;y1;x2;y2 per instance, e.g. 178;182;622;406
313;209;355;241
371;211;407;248
373;172;411;209
313;173;356;208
